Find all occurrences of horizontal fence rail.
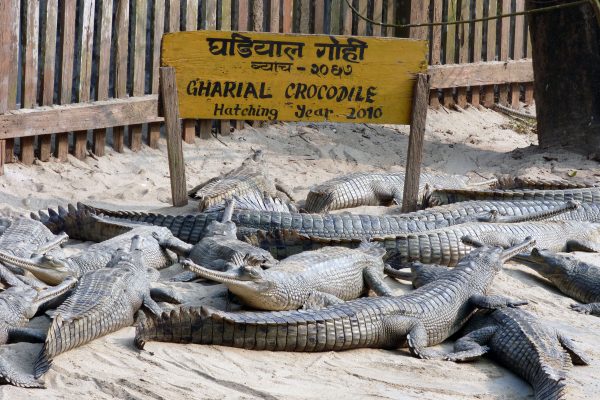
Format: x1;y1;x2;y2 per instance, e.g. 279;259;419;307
0;0;534;175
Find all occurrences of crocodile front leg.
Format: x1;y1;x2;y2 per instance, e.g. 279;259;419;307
444;326;496;362
570;302;600;316
150;285;183;304
143;295;164;317
363;266;394;296
557;333;591;365
152;232;193;257
8;327;47;343
469;295;528;309
566;239;600;252
302;291;344;310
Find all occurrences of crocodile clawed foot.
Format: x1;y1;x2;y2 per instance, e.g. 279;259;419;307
570;303;591;314
414;348;446;360
507;299;528;308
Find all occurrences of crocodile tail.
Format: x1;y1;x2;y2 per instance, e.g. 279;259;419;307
532;373;567;400
0;358;45;388
79;203;218;244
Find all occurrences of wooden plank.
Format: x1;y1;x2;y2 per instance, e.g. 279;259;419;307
401;73;429;213
219;0;233;136
428;60;534;89
149;0;166;149
456;0;470;108
330;0;341;34
0;96;163;138
239;0;249;31
270;0;280;32
524;17;534;105
443;0;457;107
160;67;188;207
21;0;40;165
0;0;14;171
182;0;198;143
73;0;95;160
314;0;325;34
357;0;367;35
342;0;352;35
40;0;58;162
93;0;114;157
386;0;395;37
470;0;484;108
129;0;147;152
409;0;428;39
372;0;383;36
169;0;181;32
429;0;442;108
299;0;310;33
235;0;251;130
113;0;129;153
162;31;428;124
199;0;217;138
57;0;76;161
511;0;525;109
483;0;497;107
282;0;293;33
249;0;265;128
498;0;510;106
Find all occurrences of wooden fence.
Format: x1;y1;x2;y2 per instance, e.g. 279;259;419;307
0;0;534;174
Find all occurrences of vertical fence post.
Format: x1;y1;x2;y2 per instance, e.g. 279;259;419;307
483;0;497;107
74;0;95;160
113;0;129;153
93;0;114;156
235;0;250;130
443;0;457;107
40;0;58;161
456;0;470;108
498;0;511;106
199;0;217;138
21;0;40;165
219;0;233;136
182;0;198;143
149;0;165;149
511;0;525;109
402;73;429;213
160;67;188;207
429;0;442;108
471;0;484;108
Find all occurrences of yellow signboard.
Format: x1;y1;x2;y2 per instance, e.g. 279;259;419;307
161;31;428;124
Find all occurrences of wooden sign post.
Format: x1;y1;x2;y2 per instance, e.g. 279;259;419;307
159;30;428;209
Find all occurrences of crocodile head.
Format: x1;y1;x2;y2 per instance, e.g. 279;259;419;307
519;248;578;282
0;250;75;286
182;260;288;310
459;236;536;291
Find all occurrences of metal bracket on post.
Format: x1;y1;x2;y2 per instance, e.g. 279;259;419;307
401;73;430;213
159;66;188;207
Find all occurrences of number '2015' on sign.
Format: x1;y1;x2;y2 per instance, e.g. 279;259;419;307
347;106;382;120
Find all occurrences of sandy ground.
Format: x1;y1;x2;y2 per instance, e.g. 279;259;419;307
1;105;599;399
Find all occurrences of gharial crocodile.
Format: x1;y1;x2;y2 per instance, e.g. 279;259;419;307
134;237;533;358
0;276;77;388
182;242;393;311
445;308;590;400
386;245;591;400
0;217;68;287
188;150;296;212
71;199;590;248
34;236;181;379
155;200;276;282
427;187;600;207
303;171;492;212
2;207;179;285
514;249;600;316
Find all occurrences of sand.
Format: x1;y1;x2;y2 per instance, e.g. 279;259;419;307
0;105;599;399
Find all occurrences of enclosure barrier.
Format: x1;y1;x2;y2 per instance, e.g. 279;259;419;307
0;0;534;175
